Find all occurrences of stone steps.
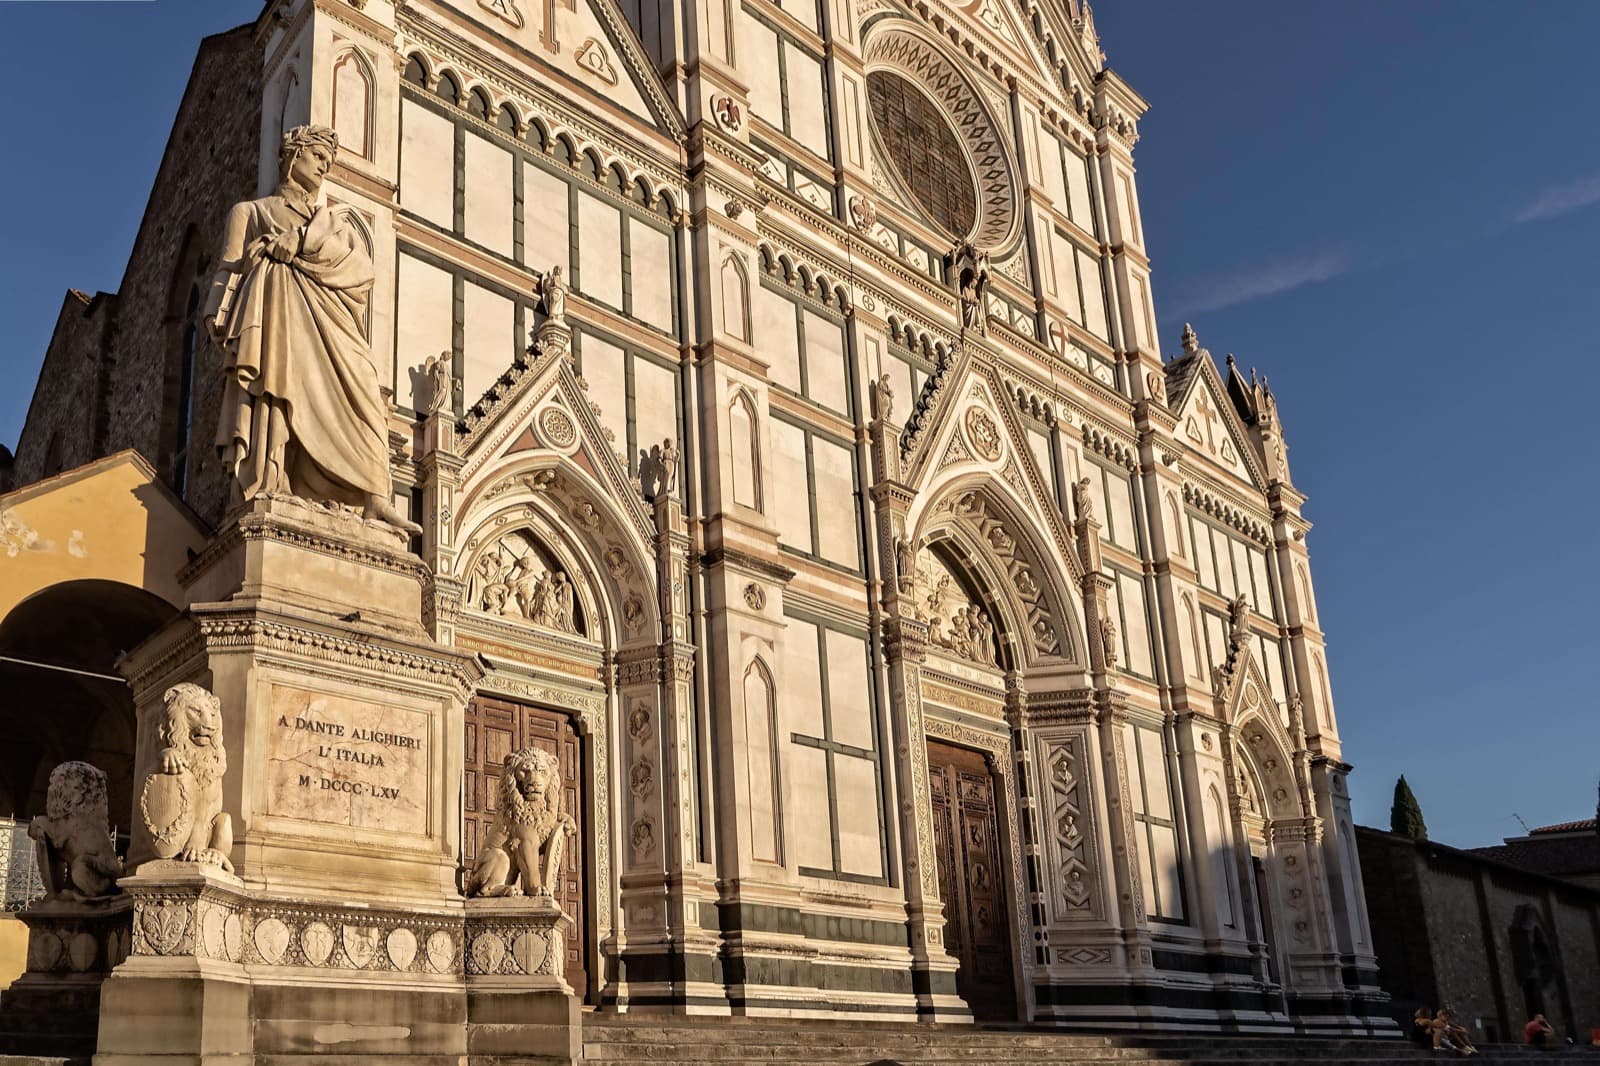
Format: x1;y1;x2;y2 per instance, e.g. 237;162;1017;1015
580;1017;1593;1066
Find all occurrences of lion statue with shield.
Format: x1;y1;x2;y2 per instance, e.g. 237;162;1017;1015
465;747;575;898
139;683;234;873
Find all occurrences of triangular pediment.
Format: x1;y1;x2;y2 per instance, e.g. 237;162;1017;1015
457;341;654;547
941;0;1059;88
899;348;1082;590
430;0;684;140
1171;355;1265;490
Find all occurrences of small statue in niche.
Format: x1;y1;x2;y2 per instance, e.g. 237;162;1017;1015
29;761;123;902
465;747;576;899
946;240;990;334
140;683;234;873
656;437;679;497
876;373;896;421
424;351;454;416
1099;615;1119;669
1072;476;1094;523
893;534;914;592
536;265;567;324
1226;593;1250;655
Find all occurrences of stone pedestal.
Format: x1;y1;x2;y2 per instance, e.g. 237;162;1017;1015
0;897;131;1057
126;495;481;901
464;898;579;1065
91;497;490;1065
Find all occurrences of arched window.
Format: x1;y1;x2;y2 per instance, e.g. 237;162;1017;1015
173;285;200;495
332;51;373;160
1208;785;1239;929
435;71;460;104
163;226;209;498
730;391;761;510
468;87;491;120
742;658;781;863
278;68;299;143
403;55;429;87
719;254;750;342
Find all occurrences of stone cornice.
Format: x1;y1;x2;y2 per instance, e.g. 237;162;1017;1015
1182;480;1273;546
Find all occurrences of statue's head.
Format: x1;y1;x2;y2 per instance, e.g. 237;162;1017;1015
159;682;227;783
279;124;339;190
46;761;110;826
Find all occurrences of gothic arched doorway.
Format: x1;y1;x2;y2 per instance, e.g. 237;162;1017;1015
463;693;589;999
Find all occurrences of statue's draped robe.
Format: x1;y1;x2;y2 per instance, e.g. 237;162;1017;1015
209;194;389;505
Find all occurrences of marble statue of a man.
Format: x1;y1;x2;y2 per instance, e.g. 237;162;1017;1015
205;124;419;534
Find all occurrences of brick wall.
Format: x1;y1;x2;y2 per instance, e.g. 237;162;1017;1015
11;291;118;487
10;23;261;527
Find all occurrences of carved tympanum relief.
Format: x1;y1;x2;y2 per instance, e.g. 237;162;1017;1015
30;761;123;901
929;490;1065;658
915;548;998;668
467;530;583;635
465;747;577;898
141;683;235;873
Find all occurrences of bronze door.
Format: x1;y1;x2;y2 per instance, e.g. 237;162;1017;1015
927;739;1016;1021
464;694;587;998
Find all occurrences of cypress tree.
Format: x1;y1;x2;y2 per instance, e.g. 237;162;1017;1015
1391;775;1427;840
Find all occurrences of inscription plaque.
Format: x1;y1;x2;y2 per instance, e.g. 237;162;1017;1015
267;685;430;836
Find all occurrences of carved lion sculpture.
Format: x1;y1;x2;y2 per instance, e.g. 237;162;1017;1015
28;761;123;901
465;747;576;899
140;683;234;873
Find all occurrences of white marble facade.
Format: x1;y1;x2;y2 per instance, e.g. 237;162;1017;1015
244;0;1385;1031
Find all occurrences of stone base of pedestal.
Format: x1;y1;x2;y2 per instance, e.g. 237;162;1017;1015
86;868;581;1065
464;898;579;1065
0;897;131;1057
92;863;475;1066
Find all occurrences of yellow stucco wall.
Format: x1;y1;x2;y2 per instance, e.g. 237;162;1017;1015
0;451;210;619
0;916;27;989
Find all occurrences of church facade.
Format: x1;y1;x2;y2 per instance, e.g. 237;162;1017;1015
3;0;1388;1032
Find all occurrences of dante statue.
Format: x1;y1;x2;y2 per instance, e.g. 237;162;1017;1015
205;124;419;534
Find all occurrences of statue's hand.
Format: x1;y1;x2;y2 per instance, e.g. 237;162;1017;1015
26;819;47;841
159;747;187;775
262;227;302;264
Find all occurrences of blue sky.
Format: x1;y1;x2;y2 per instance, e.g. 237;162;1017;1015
2;2;1597;846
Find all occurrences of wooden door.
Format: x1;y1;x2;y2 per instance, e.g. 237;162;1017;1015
927;739;1016;1021
465;694;587;997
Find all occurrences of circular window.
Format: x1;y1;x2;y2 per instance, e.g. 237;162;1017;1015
865;69;979;240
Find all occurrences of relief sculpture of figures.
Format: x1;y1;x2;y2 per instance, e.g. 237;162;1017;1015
204;124;420;535
139;683;234;873
29;761;123;901
465;747;576;898
469;533;582;635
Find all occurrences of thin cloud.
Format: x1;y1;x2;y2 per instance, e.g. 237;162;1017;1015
1168;250;1353;316
1514;172;1600;223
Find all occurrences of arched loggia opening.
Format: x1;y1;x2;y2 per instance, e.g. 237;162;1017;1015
0;580;178;861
